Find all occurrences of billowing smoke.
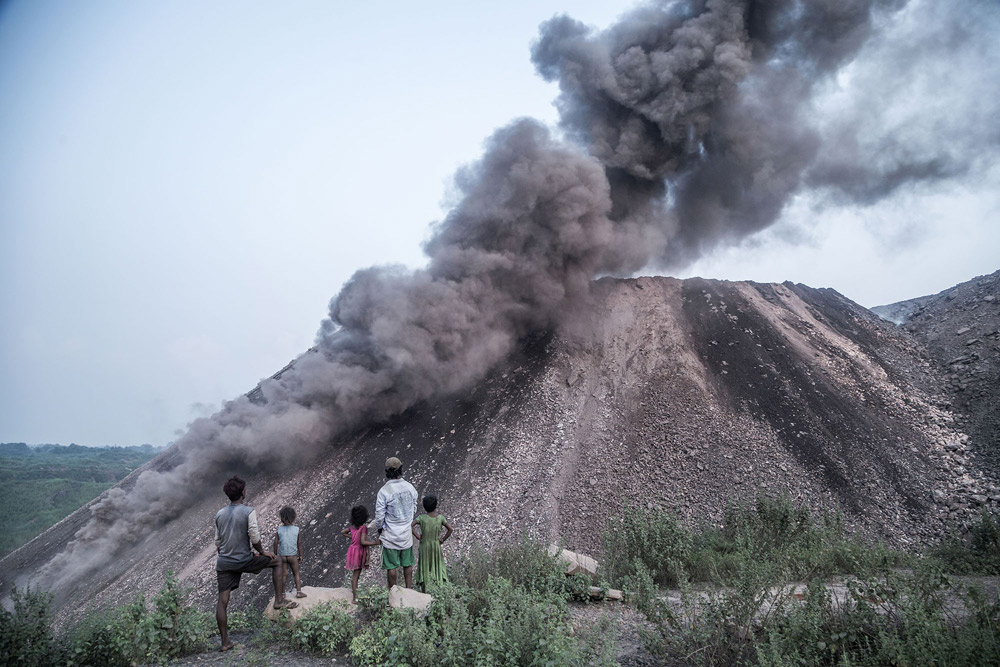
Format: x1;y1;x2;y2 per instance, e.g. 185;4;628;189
35;0;999;594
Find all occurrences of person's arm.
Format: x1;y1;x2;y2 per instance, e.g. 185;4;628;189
297;530;303;562
373;488;387;533
341;527;351;538
272;532;279;556
411;518;421;541
214;516;222;553
360;526;381;547
440;519;452;544
247;510;272;557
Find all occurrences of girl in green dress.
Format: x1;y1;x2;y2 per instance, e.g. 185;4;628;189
411;494;453;592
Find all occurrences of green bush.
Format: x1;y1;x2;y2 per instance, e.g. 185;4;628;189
755;563;1000;666
602;504;691;588
930;510;1000;574
474;577;579;666
131;571;213;663
61;572;211;666
0;587;58;667
688;495;893;584
61;603;135;667
349;549;608;667
604;495;894;592
453;532;574;599
290;601;355;655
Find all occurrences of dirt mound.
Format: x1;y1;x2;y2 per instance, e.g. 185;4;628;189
2;276;993;619
873;269;1000;467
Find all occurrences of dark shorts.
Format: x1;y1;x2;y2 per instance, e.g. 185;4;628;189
217;554;273;592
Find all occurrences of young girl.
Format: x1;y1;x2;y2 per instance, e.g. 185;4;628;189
341;505;380;602
273;506;307;607
411;494;453;592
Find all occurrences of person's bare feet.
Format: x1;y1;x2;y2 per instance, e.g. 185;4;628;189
220;642;236;652
296;590;307;598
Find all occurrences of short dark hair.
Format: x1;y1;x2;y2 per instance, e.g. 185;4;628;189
223;476;245;501
351;505;369;528
385;465;402;479
422;494;437;512
279;506;296;524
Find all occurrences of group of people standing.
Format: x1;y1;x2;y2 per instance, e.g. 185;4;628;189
212;456;452;652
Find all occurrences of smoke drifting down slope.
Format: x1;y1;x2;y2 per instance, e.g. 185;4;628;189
35;0;1000;592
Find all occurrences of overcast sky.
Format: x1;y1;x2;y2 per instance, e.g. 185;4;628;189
2;0;998;447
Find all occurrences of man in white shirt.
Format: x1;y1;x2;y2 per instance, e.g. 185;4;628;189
373;456;419;589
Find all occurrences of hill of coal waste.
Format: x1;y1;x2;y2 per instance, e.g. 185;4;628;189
873;269;1000;472
3;276;996;619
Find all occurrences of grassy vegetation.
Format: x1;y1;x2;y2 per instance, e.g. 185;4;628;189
0;443;159;557
0;539;615;666
610;495;1000;665
0;573;213;666
1;493;997;665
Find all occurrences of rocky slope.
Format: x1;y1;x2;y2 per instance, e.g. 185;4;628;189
2;276;993;619
873;269;1000;470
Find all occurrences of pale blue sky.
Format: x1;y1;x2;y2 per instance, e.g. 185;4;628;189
2;0;997;446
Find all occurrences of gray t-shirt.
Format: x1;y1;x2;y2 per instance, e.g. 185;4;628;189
214;503;259;571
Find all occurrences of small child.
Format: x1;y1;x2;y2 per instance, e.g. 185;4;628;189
341;505;380;603
411;494;453;592
273;506;306;608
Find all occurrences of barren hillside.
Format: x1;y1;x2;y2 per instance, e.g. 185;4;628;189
2;276;994;619
873;269;1000;468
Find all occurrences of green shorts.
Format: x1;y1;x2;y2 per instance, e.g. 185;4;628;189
381;546;414;570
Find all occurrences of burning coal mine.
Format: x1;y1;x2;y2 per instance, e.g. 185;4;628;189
32;0;1000;595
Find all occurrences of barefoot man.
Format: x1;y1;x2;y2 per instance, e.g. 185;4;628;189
374;456;419;589
214;475;292;652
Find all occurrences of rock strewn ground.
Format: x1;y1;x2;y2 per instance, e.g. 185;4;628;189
874;269;1000;475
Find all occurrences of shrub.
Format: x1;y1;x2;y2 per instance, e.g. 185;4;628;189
0;587;58;667
691;495;893;583
602;504;691;588
61;572;211;666
61;603;136;667
604;495;894;591
290;601;354;655
473;577;579;666
930;509;1000;574
452;532;573;599
349;560;601;666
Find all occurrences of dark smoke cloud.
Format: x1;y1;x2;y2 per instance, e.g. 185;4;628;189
530;0;924;263
34;0;1000;594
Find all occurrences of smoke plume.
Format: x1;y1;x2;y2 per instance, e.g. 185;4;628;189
35;0;1000;594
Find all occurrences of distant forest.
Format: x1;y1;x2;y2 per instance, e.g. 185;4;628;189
0;443;162;558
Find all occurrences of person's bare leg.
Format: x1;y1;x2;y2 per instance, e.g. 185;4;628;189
351;569;361;603
386;567;397;589
289;558;306;597
217;589;233;651
272;557;287;608
403;564;413;589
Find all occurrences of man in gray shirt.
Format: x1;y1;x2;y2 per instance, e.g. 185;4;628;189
374;456;419;589
214;476;288;652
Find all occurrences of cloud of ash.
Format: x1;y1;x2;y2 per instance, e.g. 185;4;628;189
34;0;999;595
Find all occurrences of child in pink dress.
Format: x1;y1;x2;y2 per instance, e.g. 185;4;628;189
341;504;380;602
